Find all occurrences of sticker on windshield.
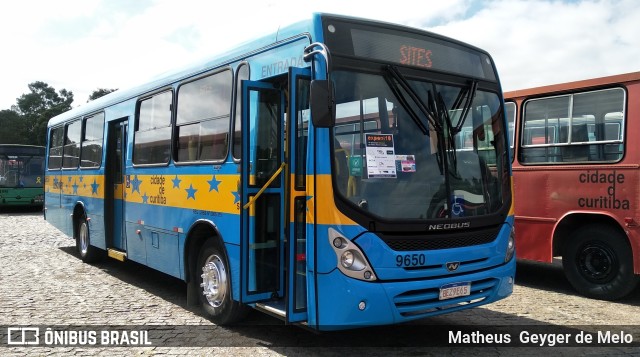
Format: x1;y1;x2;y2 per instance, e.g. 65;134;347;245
451;195;465;217
365;134;397;178
349;156;363;177
396;155;416;173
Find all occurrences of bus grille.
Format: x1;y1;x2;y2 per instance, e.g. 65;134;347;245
379;226;500;251
393;278;498;317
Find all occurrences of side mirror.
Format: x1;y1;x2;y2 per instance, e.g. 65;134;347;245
310;80;335;128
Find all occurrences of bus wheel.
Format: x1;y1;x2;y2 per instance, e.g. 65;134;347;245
76;215;103;263
197;240;248;325
562;224;639;300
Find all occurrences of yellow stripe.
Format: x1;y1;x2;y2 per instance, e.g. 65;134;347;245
44;173;240;214
45;174;105;198
46;173;515;226
313;174;358;226
126;174;240;214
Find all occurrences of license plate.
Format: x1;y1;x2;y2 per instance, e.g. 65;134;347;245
439;282;471;300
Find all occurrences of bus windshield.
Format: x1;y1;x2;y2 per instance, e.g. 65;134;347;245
332;69;508;221
0;149;45;188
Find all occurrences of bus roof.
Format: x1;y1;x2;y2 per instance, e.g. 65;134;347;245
504;71;640;100
48;13;495;128
47;14;318;128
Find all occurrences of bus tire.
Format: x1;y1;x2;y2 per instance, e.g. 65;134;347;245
562;224;639;300
76;215;103;263
197;239;248;325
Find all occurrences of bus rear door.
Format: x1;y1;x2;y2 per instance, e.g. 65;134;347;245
105;119;127;260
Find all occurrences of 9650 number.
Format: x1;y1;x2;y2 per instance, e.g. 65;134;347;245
396;253;426;267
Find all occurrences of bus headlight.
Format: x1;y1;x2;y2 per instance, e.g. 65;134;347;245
505;226;516;262
329;228;377;281
341;250;354;268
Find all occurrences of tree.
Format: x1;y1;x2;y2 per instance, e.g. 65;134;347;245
15;81;73;146
0;109;28;144
88;88;117;102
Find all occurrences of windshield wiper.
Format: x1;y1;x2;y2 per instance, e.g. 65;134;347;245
382;65;441;135
430;80;478;175
451;80;478;134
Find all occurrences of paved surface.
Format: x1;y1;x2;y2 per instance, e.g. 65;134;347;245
1;208;640;356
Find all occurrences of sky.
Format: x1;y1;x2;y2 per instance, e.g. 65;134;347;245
0;0;638;110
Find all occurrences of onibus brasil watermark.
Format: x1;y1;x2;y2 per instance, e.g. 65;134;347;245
6;327;151;346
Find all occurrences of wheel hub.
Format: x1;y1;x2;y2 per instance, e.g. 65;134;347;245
79;223;89;255
200;255;227;308
578;243;617;283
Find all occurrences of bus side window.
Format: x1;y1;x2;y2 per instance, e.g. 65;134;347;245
63;120;81;169
48;127;64;170
133;91;172;165
80;112;104;168
176;69;232;163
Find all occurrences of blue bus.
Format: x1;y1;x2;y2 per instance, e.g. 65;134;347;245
45;14;515;330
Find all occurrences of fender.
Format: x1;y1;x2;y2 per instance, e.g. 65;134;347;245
552;210;640;273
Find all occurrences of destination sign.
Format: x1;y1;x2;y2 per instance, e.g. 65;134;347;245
350;28;495;80
322;18;497;81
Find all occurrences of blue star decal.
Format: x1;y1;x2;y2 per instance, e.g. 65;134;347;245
231;190;241;204
68;176;72;182
72;181;79;195
141;192;149;204
91;179;99;195
53;177;59;187
186;184;197;200
207;175;221;192
79;176;84;182
172;175;182;189
131;175;142;194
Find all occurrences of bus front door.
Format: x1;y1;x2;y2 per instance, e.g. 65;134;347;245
105;119;127;259
285;67;311;324
240;81;286;308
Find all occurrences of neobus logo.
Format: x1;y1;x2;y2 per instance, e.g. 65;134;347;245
428;222;471;231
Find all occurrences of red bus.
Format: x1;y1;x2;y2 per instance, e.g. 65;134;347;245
505;72;640;300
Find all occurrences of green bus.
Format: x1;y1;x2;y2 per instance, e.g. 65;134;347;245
0;144;45;208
